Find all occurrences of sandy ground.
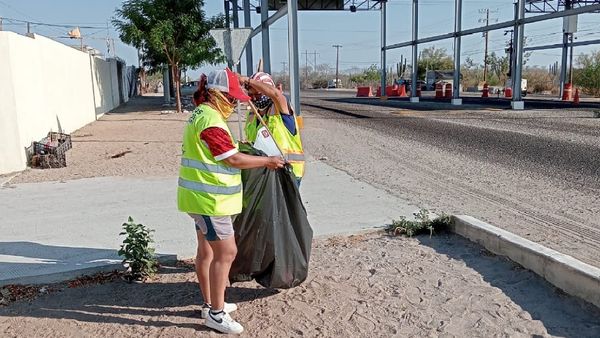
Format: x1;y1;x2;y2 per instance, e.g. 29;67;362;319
3;95;600;337
298;93;600;268
2;232;599;337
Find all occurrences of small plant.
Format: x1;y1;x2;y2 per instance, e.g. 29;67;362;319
118;217;158;282
386;209;451;237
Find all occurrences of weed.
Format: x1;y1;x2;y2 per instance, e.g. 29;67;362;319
386;209;451;237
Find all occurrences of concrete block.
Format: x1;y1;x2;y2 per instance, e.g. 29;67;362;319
511;101;525;110
451;98;463;105
410;97;420;103
451;215;600;309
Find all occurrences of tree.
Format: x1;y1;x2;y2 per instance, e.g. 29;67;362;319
574;50;600;97
417;47;454;80
349;65;381;87
114;0;224;112
461;57;483;88
487;52;509;86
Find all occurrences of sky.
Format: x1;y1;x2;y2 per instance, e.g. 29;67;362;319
1;0;599;79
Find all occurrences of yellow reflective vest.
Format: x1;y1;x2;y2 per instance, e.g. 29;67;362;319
245;102;305;178
178;104;242;216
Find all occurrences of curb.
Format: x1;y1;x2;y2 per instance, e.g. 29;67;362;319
0;254;178;287
451;215;600;309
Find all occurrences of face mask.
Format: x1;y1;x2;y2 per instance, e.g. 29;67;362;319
253;95;272;111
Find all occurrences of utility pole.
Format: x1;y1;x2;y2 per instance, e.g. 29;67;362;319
333;44;342;88
302;50;309;87
479;8;497;83
313;50;317;75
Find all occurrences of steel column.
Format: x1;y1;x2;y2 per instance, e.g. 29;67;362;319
512;0;526;107
243;0;253;76
410;0;419;102
288;0;301;116
380;0;387;97
452;0;462;102
261;0;271;73
232;0;242;73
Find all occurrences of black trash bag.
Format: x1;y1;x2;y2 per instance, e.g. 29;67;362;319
230;143;313;289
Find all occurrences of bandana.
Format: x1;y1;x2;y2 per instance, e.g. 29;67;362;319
252;95;273;111
207;89;235;119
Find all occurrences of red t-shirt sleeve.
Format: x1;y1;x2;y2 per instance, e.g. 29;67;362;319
199;127;238;160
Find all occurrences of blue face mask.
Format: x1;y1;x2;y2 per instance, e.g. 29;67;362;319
253;95;272;111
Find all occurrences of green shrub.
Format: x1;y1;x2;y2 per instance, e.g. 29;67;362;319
118;217;158;282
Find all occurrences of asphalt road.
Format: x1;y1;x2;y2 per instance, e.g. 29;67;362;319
300;90;600;267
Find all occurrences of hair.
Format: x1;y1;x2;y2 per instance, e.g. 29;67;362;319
193;74;209;105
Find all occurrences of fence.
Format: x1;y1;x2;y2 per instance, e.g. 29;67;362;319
0;31;134;174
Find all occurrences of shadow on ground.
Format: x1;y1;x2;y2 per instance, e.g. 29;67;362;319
417;233;600;338
0;262;278;331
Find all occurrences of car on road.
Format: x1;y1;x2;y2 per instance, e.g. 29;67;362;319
181;81;199;97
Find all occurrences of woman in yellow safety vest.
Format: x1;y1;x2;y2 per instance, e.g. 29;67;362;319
178;68;284;335
238;72;305;186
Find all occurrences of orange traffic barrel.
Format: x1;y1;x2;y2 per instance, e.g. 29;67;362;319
444;83;452;98
435;83;443;99
562;83;572;101
482;83;489;98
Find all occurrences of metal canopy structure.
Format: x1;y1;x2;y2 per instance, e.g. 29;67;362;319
526;0;600;13
231;0;600;112
264;0;344;10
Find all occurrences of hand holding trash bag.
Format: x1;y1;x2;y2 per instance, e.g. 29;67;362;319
230;144;313;289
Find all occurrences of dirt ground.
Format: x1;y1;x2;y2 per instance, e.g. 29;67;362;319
2;95;600;337
2;232;599;337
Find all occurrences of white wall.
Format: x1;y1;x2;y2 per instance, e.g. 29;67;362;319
0;32;128;175
0;34;25;174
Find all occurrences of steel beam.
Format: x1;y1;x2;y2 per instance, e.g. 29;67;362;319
250;6;288;39
524;38;600;51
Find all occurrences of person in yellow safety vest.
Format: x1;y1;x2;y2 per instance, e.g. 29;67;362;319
238;72;305;187
178;68;285;335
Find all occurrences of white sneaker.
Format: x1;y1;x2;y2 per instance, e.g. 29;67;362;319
205;310;244;334
200;302;238;319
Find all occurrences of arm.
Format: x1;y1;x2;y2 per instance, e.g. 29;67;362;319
223;152;284;170
240;76;290;115
200;127;285;170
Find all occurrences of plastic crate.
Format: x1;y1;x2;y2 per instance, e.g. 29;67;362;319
30;132;72;168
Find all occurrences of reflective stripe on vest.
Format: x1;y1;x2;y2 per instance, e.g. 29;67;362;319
181;158;240;175
285;153;305;161
178;177;242;195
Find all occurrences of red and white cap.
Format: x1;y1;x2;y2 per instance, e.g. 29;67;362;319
207;68;250;102
250;72;275;87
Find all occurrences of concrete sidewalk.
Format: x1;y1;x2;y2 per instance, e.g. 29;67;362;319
0;159;420;285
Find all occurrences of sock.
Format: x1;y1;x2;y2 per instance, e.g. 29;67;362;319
210;309;224;317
